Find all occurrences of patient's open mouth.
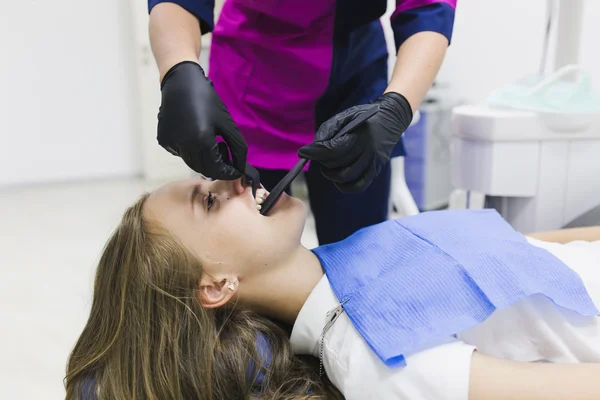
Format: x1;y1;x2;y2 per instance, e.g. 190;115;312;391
255;187;268;211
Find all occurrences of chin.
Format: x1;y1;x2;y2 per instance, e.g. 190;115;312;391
275;195;307;235
290;197;308;235
281;195;306;217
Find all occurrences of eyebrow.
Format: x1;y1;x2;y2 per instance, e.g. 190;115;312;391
190;183;201;212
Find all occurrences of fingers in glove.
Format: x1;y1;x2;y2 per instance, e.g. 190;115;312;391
303;105;378;163
313;106;358;142
217;105;248;172
216;163;243;180
298;133;362;167
205;142;242;180
179;147;216;177
217;142;232;164
183;141;241;180
332;159;380;193
200;139;225;178
321;146;374;185
194;149;241;180
217;141;248;180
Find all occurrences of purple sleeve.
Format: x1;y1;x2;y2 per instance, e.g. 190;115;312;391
148;0;215;34
391;0;456;50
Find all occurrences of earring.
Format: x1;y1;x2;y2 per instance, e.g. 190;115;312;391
227;280;237;291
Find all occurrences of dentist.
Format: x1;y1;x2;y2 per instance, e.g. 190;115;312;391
148;0;456;244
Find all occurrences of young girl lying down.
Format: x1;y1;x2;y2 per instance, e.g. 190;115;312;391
65;177;600;400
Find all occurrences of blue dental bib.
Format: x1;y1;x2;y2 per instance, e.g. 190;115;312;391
312;209;598;367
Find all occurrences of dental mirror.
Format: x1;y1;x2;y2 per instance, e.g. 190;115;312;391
259;104;380;216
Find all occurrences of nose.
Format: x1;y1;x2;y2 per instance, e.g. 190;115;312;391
232;177;245;196
212;178;246;198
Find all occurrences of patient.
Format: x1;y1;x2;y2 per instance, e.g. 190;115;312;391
65;177;600;400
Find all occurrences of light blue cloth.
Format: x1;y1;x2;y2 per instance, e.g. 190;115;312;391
487;71;600;114
312;209;599;367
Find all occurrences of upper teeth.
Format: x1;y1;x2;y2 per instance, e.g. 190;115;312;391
255;188;268;211
254;189;265;204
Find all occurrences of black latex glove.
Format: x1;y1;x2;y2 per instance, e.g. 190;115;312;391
157;61;247;180
298;92;413;193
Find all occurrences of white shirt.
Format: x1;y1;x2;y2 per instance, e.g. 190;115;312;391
290;238;600;400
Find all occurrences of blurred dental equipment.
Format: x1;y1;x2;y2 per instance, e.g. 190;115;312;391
450;0;600;233
397;84;462;213
389;110;421;217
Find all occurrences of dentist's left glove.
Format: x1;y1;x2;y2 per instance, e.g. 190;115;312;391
299;92;413;193
157;61;248;180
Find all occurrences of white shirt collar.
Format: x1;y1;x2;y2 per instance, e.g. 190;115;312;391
290;274;340;357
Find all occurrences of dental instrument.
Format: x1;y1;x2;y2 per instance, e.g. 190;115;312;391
259;104;380;216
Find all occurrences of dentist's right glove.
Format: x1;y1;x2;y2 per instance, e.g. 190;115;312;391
157;61;248;180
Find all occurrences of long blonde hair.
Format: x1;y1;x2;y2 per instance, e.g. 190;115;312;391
65;193;342;399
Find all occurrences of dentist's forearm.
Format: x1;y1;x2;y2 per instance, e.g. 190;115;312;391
385;31;448;112
149;3;202;82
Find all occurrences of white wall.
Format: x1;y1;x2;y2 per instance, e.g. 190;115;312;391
437;0;600;104
0;0;141;187
128;0;194;183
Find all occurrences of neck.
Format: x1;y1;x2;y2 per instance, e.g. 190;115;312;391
238;246;324;326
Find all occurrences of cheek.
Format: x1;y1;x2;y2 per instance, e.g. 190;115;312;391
224;204;261;233
210;207;262;250
196;227;248;270
203;199;306;263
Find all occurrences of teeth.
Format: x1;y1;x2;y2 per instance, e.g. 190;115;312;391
255;188;268;211
255;189;267;199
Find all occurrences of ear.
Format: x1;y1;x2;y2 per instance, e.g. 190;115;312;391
198;275;238;308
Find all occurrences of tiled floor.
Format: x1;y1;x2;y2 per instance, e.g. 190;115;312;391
0;177;319;399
